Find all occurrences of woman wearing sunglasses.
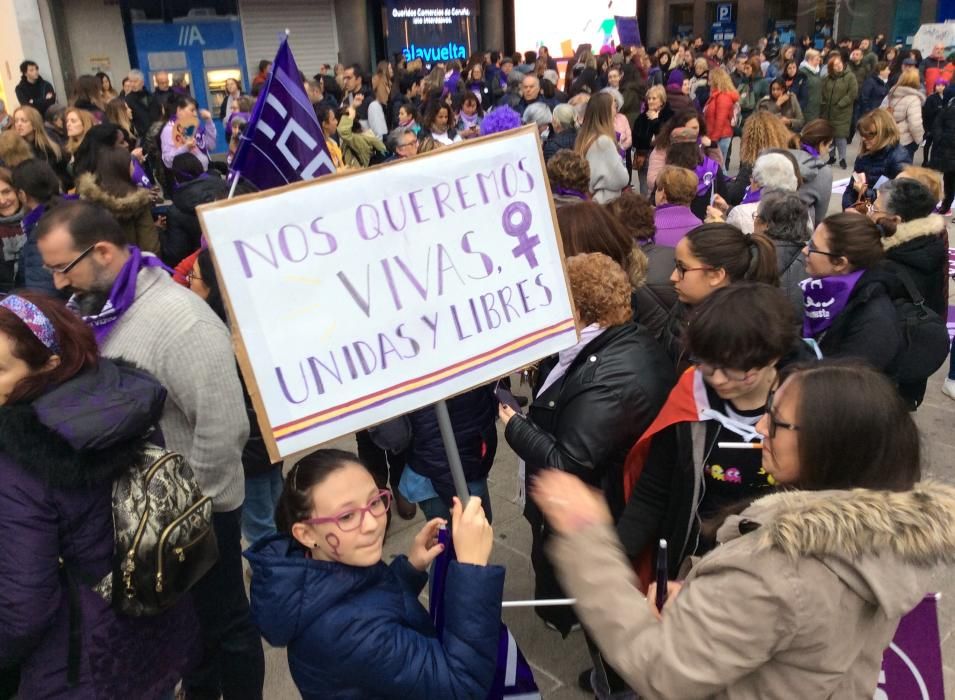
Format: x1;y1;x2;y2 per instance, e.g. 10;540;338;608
663;223;778;370
532;361;953;699
617;283;800;580
245;449;503;700
801;212;901;372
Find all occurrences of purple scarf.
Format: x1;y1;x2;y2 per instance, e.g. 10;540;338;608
131;157;152;188
800;270;865;337
553;185;588;200
69;246;171;345
801;143;820;159
740;187;762;204
695;157;720;196
458;112;481;131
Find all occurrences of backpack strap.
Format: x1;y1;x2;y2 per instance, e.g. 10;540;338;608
892;265;931;316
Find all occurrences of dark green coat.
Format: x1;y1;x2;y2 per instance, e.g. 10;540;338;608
796;65;823;122
820;70;858;139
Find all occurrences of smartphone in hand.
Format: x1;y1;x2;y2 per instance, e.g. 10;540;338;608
494;380;522;414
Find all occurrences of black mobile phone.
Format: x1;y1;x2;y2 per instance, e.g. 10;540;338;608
494;380;522;414
655;540;668;611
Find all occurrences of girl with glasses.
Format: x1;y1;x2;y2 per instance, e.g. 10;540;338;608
617;283;801;574
801;213;901;373
532;361;952;699
246;449;503;699
663;223;778;370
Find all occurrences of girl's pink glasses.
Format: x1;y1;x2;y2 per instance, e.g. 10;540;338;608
301;489;392;532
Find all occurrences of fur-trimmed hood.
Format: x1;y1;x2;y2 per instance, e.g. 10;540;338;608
0;359;165;489
718;483;955;616
75;172;153;221
881;214;945;251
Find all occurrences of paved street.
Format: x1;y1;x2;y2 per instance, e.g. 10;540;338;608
259;138;955;698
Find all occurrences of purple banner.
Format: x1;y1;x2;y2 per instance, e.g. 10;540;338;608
615;16;642;47
230;36;335;191
428;528;540;699
877;594;945;699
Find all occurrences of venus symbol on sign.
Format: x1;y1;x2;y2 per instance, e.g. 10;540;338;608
502;201;541;269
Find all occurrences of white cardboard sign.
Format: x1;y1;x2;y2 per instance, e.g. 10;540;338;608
198;126;577;461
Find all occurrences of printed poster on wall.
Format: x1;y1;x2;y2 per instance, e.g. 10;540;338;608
198;126;577;461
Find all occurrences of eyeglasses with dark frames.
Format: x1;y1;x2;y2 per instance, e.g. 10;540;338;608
43;244;94;275
186;270;202;284
674;260;715;280
765;390;800;438
689;356;758;383
805;239;840;259
301;489;392;532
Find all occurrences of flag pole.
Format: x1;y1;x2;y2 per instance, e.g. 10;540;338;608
434;399;471;506
227;173;240;199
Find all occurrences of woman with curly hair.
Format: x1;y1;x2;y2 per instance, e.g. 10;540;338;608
547;149;591;206
499;250;674;646
724;110;794;205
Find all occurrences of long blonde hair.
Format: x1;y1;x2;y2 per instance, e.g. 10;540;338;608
740;111;792;165
13;106;61;161
64;108;95;155
709;67;738;95
575;92;616;156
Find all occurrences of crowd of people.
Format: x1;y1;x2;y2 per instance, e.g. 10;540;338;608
0;27;953;700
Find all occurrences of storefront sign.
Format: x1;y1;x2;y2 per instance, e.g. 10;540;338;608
198;126;577;460
386;1;478;66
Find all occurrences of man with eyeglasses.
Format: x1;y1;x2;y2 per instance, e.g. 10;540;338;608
35;200;266;700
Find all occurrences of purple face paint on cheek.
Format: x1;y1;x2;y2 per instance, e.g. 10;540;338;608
325;533;341;559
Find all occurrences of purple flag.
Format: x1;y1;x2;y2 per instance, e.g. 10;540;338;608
878;594;945;699
429;529;541;699
230;36;335;191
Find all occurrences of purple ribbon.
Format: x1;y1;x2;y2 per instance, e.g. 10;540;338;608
800;270;865;337
695;157;720;196
552;186;588;200
801;143;821;159
69;246;172;345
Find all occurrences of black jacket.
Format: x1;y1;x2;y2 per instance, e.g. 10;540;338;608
15;76;56;116
163;175;229;266
505;322;675;517
922;92;945;139
842;144;911;209
859;75;889;115
632;104;674;152
632;243;677;343
542;127;577;161
125;89;161;144
816;266;902;372
882;214;949;316
930;99;955;170
774;239;808;322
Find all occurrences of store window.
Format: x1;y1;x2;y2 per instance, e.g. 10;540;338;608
671;4;695;39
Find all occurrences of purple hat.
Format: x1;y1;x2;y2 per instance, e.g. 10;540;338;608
666;68;686;87
0;295;61;354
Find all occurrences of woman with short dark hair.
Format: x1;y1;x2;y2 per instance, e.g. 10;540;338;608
754;189;810;320
533;361;950;698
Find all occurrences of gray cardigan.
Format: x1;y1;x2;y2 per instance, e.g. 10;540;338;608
101;266;249;511
586;135;630;204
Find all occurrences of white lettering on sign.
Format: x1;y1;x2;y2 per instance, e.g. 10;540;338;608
178;25;206;47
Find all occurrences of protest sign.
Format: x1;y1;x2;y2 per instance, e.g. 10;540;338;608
876;594;945;699
199;125;577;461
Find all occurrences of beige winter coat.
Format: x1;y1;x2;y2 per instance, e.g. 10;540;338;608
887;85;926;146
549;483;955;699
75;173;160;254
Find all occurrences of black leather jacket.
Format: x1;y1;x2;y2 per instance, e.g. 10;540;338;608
505;322;675;517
